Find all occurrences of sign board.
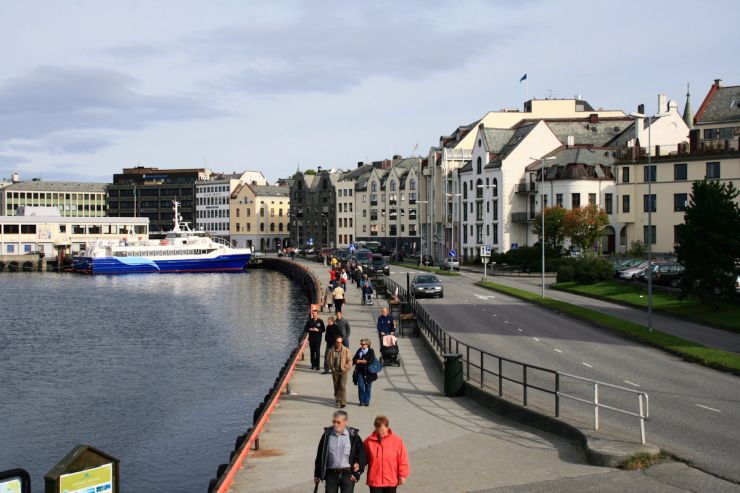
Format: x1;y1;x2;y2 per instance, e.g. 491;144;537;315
59;463;112;493
0;469;29;493
511;243;519;250
448;249;457;258
307;238;314;246
349;243;356;252
480;245;492;257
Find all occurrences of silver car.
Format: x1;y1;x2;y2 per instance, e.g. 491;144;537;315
441;257;460;270
411;274;444;298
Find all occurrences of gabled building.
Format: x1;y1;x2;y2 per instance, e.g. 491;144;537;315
693;78;740;151
195;171;267;240
229;183;290;251
289;168;342;248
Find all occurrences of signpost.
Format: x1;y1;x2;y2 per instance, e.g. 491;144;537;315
0;469;30;493
447;249;457;272
45;444;119;493
480;245;492;281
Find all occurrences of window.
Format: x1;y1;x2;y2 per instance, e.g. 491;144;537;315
643;194;656;212
588;193;596;206
674;193;688;212
556;194;563;207
605;193;613;214
476;179;483;199
462;182;468;200
674;163;687;181
390;180;397;192
476;157;482;174
622;195;630;213
493;200;498;220
571;193;580;208
643;165;656;182
706;162;720;179
643;225;656;244
409;179;416;191
622;167;630;183
674;225;681;244
492;178;498;197
6;244;14;253
703;128;719;140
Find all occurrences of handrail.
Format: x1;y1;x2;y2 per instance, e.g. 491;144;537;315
384;276;651;444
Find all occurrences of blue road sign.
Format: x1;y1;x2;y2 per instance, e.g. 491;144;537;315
448;249;457;258
511;243;518;250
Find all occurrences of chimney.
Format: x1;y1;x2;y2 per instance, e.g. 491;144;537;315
637;104;645;114
714;78;722;87
11;172;19;183
357;161;363;168
589;113;599;124
566;135;575;147
392;154;402;160
317;166;322;173
658;94;667;113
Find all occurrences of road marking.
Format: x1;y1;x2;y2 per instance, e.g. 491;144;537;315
624;380;641;387
474;293;496;300
581;362;593;368
695;404;721;413
517;328;524;333
554;348;562;353
533;337;541;342
492;313;498;317
504;320;510;324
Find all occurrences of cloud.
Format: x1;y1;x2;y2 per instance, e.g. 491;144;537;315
0;65;225;152
0;154;29;166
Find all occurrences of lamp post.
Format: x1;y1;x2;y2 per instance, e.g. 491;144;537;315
530;156;557;299
628;111;669;331
446;192;462;267
416;200;428;265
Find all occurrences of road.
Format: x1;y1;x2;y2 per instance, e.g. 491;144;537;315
389;268;740;484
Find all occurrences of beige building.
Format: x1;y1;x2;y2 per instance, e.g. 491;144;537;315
0;206;148;257
335;176;356;248
229;183;290;251
1;179;107;217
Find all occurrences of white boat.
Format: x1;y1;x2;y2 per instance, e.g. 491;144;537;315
72;202;251;274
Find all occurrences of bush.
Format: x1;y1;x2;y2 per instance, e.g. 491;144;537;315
557;264;575;283
572;255;613;284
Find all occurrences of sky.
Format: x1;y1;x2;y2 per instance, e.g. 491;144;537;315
0;0;738;183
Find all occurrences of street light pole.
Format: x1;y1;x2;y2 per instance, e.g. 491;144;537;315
446;192;462;268
531;156;556;299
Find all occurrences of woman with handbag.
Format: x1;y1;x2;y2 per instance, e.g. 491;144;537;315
352;338;379;406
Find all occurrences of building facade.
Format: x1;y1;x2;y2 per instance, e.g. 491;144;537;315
195;171;267;239
107;167;211;237
230;183;290;251
289;169;341;248
0;206;148;257
2;179;107;217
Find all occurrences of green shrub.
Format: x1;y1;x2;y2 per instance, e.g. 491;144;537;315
557;264;575;283
572;255;613;284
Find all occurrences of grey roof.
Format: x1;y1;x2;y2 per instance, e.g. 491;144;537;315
4;181;108;192
482;128;516;153
696;84;740;124
543;119;633;147
248;184;289;197
484;123;538;169
526;147;616;180
459;160;473;173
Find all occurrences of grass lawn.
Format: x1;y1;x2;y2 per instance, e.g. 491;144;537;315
391;262;461;276
477;280;740;374
552;281;740;335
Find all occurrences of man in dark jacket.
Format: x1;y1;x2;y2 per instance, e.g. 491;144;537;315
304;309;325;370
335;311;351;348
324;317;339;374
314;410;365;492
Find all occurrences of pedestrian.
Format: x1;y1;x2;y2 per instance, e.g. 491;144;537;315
376;307;396;342
335;311;351;348
355;265;363;288
324;284;335;312
363;415;410;493
352;339;377;406
333;284;345;315
326;336;352;407
361;276;374;305
341;269;348;290
330;268;337;288
304;309;325;371
324;316;339;374
314;410;365;493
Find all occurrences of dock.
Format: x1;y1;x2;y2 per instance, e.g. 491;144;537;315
226;258;611;492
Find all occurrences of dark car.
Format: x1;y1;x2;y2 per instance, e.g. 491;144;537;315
354;248;372;269
642;263;684;287
410;274;444;298
366;254;390;276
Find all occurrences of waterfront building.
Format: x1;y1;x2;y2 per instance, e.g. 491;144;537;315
0;206;148;257
615;80;739;254
289;168;341;248
229;183;290;251
195;171;267;240
107;166;211;237
1;177;107;217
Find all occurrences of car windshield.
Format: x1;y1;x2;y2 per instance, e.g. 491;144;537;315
371;257;384;265
415;275;439;283
356;250;371;261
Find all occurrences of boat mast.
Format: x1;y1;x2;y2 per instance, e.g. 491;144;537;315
172;201;182;232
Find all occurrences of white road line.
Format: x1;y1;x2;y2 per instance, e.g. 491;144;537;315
624;380;641;387
517;328;524;333
696;404;722;413
581;362;593;368
504;320;510;324
492;314;498;317
533;337;541;342
554;348;562;353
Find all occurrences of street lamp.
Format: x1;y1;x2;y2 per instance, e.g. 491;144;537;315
446;192;462;267
629;110;670;331
530;156;557;299
416;200;428;265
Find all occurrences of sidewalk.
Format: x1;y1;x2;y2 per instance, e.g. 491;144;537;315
228;260;610;492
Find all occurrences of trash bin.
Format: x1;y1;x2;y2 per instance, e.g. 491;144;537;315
443;353;464;396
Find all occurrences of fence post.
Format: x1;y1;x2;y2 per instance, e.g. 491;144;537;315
497;358;502;396
639;394;646;445
480;352;484;389
455;340;459;354
523;366;528;407
555;373;560;417
593;383;599;430
466;346;470;381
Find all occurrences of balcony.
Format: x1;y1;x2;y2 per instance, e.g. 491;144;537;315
516;182;538;193
511;211;535;222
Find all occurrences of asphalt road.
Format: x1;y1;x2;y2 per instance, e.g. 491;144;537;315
389;268;740;484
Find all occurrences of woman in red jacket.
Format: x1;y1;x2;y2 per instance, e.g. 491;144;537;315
363;415;410;492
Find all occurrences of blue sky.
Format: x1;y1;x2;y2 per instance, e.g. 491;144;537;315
0;0;737;183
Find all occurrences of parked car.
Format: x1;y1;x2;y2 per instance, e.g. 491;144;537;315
355;248;373;269
366;253;390;276
617;261;650;280
441;257;460;270
410;274;444;298
613;258;643;275
643;263;685;287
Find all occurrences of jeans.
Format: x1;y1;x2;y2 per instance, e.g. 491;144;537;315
357;372;372;405
325;470;355;493
369;487;396;493
332;371;348;406
309;340;322;370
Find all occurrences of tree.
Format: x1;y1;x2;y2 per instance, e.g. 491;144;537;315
533;206;567;251
563;204;609;253
303;169;318;176
675;181;740;306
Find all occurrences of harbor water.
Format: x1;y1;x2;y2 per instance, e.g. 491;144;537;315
0;269;308;491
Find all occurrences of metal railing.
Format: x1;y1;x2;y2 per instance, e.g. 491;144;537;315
384;276;650;444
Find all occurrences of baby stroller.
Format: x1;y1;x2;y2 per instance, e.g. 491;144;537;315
380;334;401;366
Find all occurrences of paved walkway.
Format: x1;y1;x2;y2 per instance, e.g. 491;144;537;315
455;266;740;354
229;260;610;492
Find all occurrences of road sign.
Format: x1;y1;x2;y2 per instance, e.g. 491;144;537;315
349;243;356;252
307;238;314;246
511;243;519;250
480;245;492;257
449;249;457;258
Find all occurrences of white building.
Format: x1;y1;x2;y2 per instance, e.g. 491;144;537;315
195;171;267;238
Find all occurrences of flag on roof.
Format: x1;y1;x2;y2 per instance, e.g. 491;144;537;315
520;73;527;82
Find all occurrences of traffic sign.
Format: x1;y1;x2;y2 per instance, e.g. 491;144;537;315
349;243;356;252
448;249;457;258
480;245;492;257
511;243;519;250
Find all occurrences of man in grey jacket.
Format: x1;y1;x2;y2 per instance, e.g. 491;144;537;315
335;311;351;348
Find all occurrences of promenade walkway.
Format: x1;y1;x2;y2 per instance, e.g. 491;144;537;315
228;259;609;492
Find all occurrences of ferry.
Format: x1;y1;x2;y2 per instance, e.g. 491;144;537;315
72;202;251;274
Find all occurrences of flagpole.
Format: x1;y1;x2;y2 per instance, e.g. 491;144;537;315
525;76;529;102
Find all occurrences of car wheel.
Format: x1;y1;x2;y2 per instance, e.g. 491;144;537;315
439;293;444;299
